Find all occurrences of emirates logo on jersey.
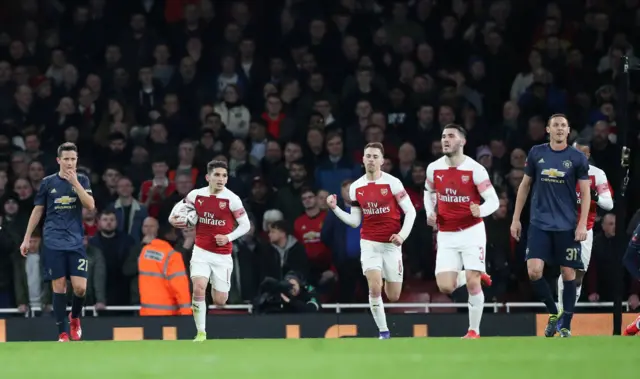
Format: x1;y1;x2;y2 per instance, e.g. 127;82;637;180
461;175;470;184
381;188;388;196
219;202;227;209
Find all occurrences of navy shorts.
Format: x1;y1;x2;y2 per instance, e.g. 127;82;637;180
41;245;89;281
526;224;584;269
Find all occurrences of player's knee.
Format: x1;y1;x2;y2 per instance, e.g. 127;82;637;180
51;278;67;293
436;281;456;295
466;273;482;293
212;292;227;306
527;269;542;281
384;286;401;302
560;266;576;281
73;286;86;297
192;284;207;297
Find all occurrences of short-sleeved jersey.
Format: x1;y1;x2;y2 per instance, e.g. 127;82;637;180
349;172;408;242
184;186;246;255
576;165;612;231
524;144;589;231
425;156;491;232
35;173;92;250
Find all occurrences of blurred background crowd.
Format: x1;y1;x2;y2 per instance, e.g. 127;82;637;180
1;0;640;315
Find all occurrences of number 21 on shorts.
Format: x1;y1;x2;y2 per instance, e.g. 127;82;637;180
565;248;579;261
77;258;88;271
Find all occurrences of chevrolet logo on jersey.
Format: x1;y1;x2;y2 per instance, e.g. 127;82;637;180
54;196;78;209
541;168;566;184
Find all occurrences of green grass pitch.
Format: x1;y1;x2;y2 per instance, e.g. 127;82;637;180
0;337;637;379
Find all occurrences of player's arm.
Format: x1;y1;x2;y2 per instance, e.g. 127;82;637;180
593;170;614;211
226;196;251;242
392;180;416;240
576;155;591;227
74;175;95;211
474;165;499;217
513;150;535;222
423;165;437;218
330;184;362;228
24;179;48;242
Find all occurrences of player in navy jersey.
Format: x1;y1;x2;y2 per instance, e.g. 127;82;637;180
510;114;591;338
20;142;95;342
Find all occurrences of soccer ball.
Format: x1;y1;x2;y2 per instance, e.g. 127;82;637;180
183;204;198;227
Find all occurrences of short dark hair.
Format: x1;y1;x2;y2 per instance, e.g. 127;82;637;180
207;160;228;174
57;142;78;157
547;113;569;125
300;186;315;197
270;220;288;234
100;209;116;218
364;142;385;156
442;123;467;138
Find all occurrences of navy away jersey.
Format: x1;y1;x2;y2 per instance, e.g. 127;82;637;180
35;173;92;250
524;144;589;231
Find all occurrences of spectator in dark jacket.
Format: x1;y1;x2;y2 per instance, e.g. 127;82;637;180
258;220;309;282
314;132;361;198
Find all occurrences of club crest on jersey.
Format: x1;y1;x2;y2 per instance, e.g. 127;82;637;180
219;202;227;210
381;188;388;196
563;160;572;168
461;175;470;183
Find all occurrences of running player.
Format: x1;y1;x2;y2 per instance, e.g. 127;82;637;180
326;142;416;339
557;141;613;314
510;114;591;338
20;142;95;342
169;160;250;342
424;124;499;338
623;222;640;335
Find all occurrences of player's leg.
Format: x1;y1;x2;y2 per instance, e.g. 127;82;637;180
459;225;487;338
68;250;89;341
42;246;70;341
381;244;403;302
526;225;560;337
556;231;583;337
623;314;640;336
434;232;463;295
189;251;213;341
210;254;232;306
455;270;492;289
361;240;389;338
557;230;592;312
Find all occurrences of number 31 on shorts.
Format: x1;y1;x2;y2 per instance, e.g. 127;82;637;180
565;248;579;261
77;258;88;271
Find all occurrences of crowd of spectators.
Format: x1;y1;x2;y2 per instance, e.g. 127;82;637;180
1;0;640;314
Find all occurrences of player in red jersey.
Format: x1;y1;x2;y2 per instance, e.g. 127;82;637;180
326;142;416;339
556;141;613;313
424;124;499;339
169;160;250;342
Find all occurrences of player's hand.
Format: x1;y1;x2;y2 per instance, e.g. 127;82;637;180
470;202;481;218
20;240;29;257
510;220;522;241
588;293;600;302
95;302;107;310
17;304;28;313
169;215;186;228
389;234;404;246
61;169;79;186
575;223;588;242
326;194;337;210
215;234;229;246
426;212;437;227
280;293;290;303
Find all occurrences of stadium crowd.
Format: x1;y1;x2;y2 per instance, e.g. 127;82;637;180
0;0;640;315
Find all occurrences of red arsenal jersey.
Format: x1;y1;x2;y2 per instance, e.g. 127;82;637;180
349;172;408;243
294;210;331;267
184;187;246;255
575;164;612;231
426;156;491;232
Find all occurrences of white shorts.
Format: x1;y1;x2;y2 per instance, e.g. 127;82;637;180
360;239;403;282
435;222;486;274
580;229;594;271
190;245;233;293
